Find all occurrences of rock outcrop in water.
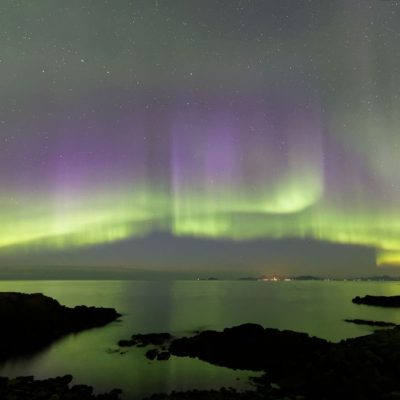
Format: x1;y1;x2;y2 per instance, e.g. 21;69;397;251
124;323;400;400
352;295;400;307
118;332;172;348
0;292;120;361
344;318;397;327
169;323;328;372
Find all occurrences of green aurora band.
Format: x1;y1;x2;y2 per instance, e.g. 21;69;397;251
2;175;400;267
1;0;400;269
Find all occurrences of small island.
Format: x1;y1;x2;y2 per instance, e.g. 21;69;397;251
344;318;397;327
352;295;400;307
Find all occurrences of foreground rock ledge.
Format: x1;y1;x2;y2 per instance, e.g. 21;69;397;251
122;323;400;400
0;292;120;361
0;375;122;400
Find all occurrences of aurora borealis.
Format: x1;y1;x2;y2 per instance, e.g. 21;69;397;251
1;1;400;272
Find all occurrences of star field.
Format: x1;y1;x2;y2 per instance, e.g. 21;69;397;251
1;0;400;272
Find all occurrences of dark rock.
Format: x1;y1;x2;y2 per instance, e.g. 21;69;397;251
131;332;172;346
118;339;136;347
169;323;328;372
352;295;400;307
161;323;400;400
118;332;173;349
142;387;266;399
157;351;171;361
0;292;120;362
0;375;122;399
71;383;94;396
146;349;159;360
345;319;397;327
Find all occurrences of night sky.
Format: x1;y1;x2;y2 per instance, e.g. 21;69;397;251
1;0;400;277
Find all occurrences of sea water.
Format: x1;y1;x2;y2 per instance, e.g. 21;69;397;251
0;280;399;398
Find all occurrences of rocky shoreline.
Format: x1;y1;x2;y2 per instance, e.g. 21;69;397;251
0;292;123;399
0;375;122;400
0;292;121;361
118;323;400;400
3;291;400;399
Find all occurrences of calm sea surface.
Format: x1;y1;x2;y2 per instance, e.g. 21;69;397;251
0;280;400;398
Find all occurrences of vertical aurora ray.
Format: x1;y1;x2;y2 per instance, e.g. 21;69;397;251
1;87;400;268
1;0;400;269
170;93;324;237
1;89;400;267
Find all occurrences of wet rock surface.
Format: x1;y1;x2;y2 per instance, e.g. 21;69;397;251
0;292;120;361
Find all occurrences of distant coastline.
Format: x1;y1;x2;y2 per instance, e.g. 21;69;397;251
0;267;399;282
236;275;400;282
